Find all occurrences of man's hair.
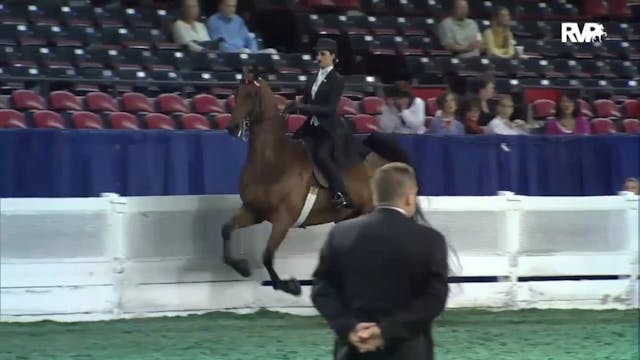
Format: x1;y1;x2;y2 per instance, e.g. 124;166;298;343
371;162;417;206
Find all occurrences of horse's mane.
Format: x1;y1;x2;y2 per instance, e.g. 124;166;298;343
255;79;287;133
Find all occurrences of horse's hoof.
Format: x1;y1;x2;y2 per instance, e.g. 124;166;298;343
278;278;302;296
227;259;251;278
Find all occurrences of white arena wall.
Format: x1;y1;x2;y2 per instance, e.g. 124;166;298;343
1;192;638;322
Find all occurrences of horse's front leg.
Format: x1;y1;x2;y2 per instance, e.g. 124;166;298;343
221;206;261;277
263;215;301;296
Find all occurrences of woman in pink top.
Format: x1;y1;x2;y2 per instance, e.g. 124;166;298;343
544;93;591;135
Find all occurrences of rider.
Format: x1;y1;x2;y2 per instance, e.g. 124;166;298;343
286;37;354;209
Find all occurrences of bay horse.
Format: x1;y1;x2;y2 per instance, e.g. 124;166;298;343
221;69;427;296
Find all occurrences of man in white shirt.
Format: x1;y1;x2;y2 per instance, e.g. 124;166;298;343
486;95;529;135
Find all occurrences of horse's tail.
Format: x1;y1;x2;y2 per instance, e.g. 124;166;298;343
362;132;429;223
362;132;410;164
363;132;461;276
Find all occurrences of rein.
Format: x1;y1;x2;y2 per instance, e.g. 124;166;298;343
238;80;262;141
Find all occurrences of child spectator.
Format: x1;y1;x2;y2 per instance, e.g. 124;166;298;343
430;91;465;135
486;95;529;135
458;97;484;134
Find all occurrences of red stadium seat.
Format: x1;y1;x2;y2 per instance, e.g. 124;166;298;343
191;94;224;114
622;118;640;133
108;112;140;129
156;93;189;113
214;113;232;129
144;113;175;129
306;0;337;8
180;113;211;130
71;112;104;129
0;109;27;128
593;99;621;118
121;92;153;113
85;92;119;112
337;96;358;117
532;99;556;119
286;114;306;132
225;95;236;113
608;0;632;18
49;91;82;111
274;94;288;112
583;0;607;17
425;97;438;116
33;110;65;129
11;90;45;111
577;99;594;117
360;96;384;115
590;118;617;134
335;0;361;10
351;114;379;133
622;99;640;118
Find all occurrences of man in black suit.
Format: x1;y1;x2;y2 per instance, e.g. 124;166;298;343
285;37;354;209
311;162;450;360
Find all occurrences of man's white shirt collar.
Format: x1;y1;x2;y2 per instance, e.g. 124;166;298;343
377;206;407;215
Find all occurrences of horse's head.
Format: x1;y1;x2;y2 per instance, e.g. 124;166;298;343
227;67;263;138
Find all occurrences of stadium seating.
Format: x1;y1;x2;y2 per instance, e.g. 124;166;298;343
180;113;210;130
0;0;638;136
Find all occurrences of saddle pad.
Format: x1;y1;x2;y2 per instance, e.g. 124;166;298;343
312;166;329;188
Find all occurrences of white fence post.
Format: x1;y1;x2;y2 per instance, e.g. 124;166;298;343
499;191;522;310
620;192;639;308
101;193;129;318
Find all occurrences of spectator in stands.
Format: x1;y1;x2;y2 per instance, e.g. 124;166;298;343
172;0;212;53
468;76;495;126
622;178;639;194
458;97;483;134
486;95;529;135
544;93;591;135
378;81;427;134
206;0;276;53
429;91;464;135
483;7;515;58
438;0;482;58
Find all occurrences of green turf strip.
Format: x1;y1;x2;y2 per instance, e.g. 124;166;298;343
0;309;637;360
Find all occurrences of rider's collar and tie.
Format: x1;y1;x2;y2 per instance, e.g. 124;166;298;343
310;66;334;126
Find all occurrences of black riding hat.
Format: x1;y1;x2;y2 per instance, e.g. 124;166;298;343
315;37;337;53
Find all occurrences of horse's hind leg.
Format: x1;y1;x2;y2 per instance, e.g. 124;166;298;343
263;218;301;296
221;206;261;278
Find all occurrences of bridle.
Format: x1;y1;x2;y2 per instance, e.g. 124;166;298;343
235;79;261;141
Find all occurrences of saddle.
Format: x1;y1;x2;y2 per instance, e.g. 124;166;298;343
300;138;372;189
300;141;330;188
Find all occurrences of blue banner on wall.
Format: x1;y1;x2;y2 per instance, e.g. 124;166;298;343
0;130;638;198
